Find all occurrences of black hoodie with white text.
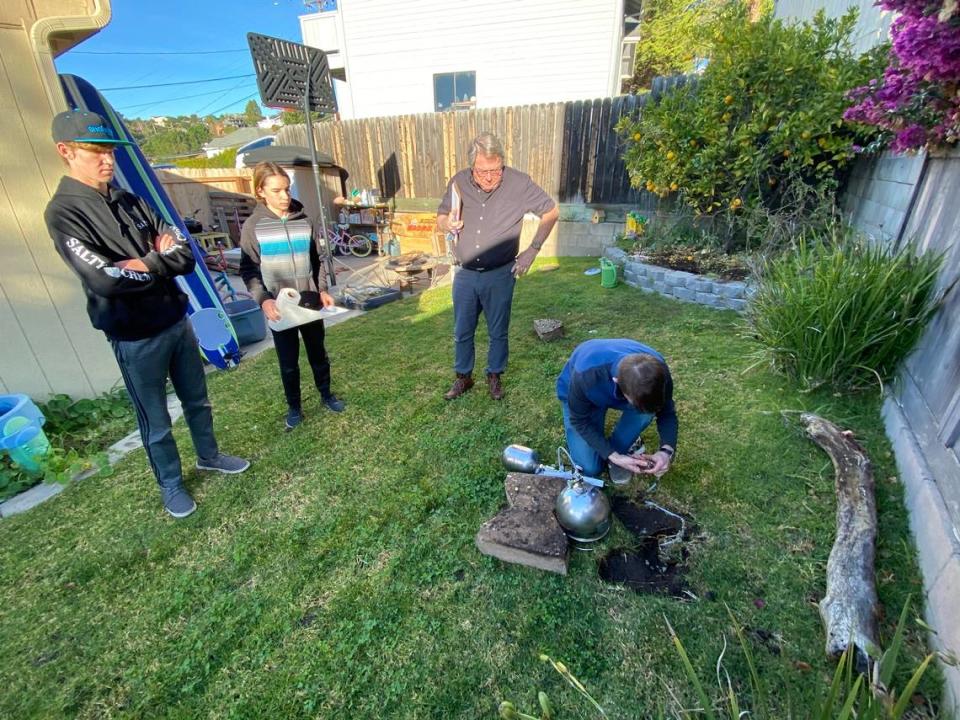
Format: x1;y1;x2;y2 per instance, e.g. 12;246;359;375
44;176;195;341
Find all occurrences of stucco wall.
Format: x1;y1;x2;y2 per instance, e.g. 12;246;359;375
0;1;119;399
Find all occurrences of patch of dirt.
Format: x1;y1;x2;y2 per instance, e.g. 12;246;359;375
598;498;693;599
639;248;751;282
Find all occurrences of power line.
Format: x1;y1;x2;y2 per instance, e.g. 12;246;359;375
193;76;259;115
205;91;261;117
118;89;235;112
72;49;248;56
100;74;255;91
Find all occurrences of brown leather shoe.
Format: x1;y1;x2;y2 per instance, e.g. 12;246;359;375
444;373;474;400
487;372;504;400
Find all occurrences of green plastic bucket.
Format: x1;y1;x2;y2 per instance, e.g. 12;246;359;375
600;258;618;288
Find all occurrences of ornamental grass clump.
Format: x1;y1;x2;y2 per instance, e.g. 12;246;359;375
747;231;942;390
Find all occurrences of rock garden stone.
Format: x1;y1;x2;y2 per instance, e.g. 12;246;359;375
533;319;565;342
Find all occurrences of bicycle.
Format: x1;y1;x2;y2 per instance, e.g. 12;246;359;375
202;240;251;304
326;224;374;258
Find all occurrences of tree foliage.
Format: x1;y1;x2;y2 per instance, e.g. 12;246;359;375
629;0;729;90
244;100;265;125
617;8;886;248
128;117;212;162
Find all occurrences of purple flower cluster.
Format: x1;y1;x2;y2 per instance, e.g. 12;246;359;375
844;0;960;151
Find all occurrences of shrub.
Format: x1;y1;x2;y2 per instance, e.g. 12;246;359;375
175;149;237;169
747;229;942;390
617;7;886;251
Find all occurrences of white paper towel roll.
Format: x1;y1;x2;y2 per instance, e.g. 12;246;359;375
267;288;346;332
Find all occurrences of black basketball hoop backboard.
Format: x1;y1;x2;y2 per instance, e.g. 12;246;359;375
247;33;337;115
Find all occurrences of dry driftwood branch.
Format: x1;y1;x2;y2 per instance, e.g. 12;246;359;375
801;413;880;671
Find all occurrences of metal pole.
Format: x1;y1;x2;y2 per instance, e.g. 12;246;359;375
303;73;337;287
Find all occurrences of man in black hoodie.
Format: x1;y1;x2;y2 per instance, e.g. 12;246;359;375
44;110;249;519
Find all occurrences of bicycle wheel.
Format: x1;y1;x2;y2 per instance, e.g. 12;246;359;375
326;231;344;256
348;234;373;257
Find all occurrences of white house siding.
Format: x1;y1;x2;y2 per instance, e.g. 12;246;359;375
302;0;624;120
773;0;894;55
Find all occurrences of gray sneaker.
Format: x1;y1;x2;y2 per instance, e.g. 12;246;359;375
196;453;250;474
161;485;197;519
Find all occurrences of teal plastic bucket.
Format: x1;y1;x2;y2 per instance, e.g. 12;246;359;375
0;394;50;473
600;258;618;289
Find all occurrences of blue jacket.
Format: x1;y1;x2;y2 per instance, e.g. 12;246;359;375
557;338;678;459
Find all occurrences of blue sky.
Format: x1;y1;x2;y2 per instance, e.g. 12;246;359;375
55;0;317;120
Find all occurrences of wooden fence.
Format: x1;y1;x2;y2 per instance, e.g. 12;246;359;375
277;75;692;207
156;168;254;233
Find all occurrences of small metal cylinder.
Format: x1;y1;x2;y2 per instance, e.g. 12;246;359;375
501;444;541;474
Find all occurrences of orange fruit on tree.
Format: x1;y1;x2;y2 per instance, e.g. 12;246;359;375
724;95;734;105
666;150;676;160
633;132;642;141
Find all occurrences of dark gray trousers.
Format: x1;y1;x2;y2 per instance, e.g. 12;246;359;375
451;264;516;376
110;318;219;490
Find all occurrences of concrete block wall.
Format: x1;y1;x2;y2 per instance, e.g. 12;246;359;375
604;247;753;312
549;221;624;257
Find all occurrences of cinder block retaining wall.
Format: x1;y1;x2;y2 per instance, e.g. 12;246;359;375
603;247;753;312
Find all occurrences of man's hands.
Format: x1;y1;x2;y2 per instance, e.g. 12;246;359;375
512;246;539;277
116;258;150;272
261;298;281;322
641;450;673;477
320;291;336;309
608;449;673;478
155;232;177;253
438;215;463;234
608;451;651;475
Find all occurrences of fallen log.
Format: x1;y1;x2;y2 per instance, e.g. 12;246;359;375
801;413;880;671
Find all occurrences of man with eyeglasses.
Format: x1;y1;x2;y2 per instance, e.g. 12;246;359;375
437;133;559;400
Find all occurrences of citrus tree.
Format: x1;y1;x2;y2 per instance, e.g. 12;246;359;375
618;7;885;245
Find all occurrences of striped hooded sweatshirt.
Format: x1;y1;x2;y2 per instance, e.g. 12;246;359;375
239;199;326;305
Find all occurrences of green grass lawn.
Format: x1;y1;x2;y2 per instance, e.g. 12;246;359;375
0;258;936;718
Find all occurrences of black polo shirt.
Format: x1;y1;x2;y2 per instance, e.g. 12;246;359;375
438;166;555;270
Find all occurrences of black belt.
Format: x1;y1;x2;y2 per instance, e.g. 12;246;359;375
465;261;512;273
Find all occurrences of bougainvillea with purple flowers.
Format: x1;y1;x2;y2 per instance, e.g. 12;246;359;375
844;1;960;152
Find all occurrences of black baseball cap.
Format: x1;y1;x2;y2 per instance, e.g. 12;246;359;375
51;110;133;146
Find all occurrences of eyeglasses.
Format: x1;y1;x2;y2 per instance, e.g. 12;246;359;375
472;166;503;178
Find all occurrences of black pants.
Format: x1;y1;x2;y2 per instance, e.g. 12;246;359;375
271;318;331;410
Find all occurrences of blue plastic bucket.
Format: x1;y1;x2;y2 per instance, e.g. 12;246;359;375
0;394;50;473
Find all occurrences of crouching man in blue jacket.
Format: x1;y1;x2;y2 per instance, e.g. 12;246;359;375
556;338;678;484
44;110;249;519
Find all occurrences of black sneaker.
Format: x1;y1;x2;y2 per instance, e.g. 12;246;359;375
322;394;345;412
285;407;303;431
161;485;197;519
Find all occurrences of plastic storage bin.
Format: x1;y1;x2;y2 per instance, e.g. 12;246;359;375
224;298;267;345
0;394;50;473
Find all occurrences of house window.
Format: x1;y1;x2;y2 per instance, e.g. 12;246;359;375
434;72;476;112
